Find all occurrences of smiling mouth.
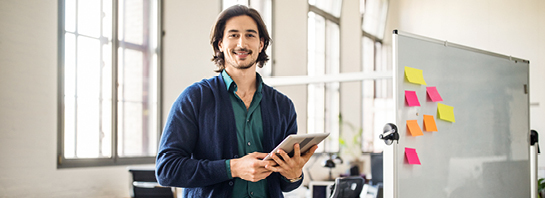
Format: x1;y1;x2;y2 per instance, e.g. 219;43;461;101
234;50;251;58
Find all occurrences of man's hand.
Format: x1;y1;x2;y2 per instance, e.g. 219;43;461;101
230;152;275;182
265;143;318;180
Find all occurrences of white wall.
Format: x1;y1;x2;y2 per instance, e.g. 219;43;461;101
385;0;545;174
0;1;131;197
1;0;544;197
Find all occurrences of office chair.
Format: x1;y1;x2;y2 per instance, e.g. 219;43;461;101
128;167;175;198
329;176;364;198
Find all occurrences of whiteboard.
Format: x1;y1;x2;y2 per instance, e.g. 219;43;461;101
385;31;530;198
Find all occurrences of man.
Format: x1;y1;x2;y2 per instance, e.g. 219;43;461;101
156;5;317;197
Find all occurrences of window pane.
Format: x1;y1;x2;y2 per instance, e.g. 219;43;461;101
309;0;343;18
362;36;375;72
118;49;156;157
75;36;104;158
307;12;326;146
361;79;375;152
308;12;325;76
65;0;76;32
307;12;325;145
122;0;144;45
65;33;77;97
101;42;113;157
362;0;388;39
103;0;113;38
64;33;77;158
78;0;101;38
325;21;340;152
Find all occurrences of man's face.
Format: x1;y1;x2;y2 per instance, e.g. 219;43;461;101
219;15;264;70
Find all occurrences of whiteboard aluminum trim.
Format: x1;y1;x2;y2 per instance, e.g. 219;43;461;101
392;30;400;198
393;30;530;64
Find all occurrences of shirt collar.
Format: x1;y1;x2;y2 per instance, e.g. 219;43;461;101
221;70;263;94
221;70;235;92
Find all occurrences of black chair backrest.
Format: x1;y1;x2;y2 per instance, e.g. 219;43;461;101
329;176;364;198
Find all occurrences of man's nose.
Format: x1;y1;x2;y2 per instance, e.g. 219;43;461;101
237;36;247;48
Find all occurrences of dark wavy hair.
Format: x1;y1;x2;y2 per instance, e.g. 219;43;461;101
210;5;271;72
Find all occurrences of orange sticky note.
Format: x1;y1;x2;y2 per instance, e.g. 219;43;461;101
406;120;423;136
405;147;421;165
423;115;438;132
405;90;420;106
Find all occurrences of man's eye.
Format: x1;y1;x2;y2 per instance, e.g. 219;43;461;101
229;34;238;38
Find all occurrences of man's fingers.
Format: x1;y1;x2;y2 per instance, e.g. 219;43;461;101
302;145;318;159
293;143;301;158
252;152;270;159
277;149;292;163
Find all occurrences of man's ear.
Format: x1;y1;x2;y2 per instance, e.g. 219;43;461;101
218;40;224;52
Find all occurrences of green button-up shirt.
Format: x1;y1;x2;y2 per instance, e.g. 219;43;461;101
222;70;268;198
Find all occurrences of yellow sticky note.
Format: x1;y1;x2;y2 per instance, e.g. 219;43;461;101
406;120;423;136
404;66;427;85
437;103;455;122
423;115;438;132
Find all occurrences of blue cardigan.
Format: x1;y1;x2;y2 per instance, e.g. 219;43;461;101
156;74;303;197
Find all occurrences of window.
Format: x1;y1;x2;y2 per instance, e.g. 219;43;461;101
222;0;273;77
57;0;162;167
360;0;390;153
307;0;342;153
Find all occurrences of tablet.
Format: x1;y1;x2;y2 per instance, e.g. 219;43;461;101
263;133;330;161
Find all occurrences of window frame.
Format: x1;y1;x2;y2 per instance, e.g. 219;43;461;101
360;0;391;153
306;3;342;153
56;0;164;168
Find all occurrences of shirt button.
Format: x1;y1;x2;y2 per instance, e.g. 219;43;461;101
234;155;238;158
250;192;254;195
246;119;249;122
229;181;233;186
247;142;251;146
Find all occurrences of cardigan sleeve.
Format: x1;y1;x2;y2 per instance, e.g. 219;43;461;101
155;85;231;188
277;96;305;192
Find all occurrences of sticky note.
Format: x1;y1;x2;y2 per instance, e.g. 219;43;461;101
405;147;421;165
406;120;423;136
405;90;420;106
404;66;427;85
423;115;438;132
426;86;443;102
437;103;455;122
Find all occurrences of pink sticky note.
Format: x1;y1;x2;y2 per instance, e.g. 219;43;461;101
405;147;421;165
426;86;443;102
405;90;420;106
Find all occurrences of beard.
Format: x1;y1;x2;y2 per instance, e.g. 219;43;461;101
225;48;257;70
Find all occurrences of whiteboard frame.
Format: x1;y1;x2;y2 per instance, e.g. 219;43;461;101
386;30;532;198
